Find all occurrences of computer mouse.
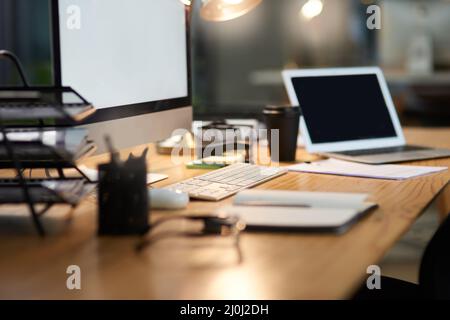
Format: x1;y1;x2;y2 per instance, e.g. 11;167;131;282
149;188;189;210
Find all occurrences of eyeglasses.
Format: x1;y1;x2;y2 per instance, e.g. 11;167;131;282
136;214;246;263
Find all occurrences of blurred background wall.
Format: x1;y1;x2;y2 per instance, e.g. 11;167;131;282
1;0;450;125
192;0;450;124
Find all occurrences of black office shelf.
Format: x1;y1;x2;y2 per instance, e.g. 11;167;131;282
0;50;97;235
0;89;96;236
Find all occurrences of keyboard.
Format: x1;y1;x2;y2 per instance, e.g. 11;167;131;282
164;163;287;201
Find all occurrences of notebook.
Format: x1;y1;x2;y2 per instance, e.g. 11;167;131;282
217;190;377;234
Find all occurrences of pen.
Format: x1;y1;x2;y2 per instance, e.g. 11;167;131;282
236;201;311;208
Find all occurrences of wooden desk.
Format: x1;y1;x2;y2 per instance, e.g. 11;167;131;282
0;127;449;299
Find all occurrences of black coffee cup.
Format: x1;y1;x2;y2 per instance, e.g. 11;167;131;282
263;105;301;162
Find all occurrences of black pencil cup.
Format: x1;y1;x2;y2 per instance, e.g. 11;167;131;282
97;151;149;235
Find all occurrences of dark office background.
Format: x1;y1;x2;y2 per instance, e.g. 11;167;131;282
191;0;377;119
0;0;52;86
192;0;450;123
1;0;450;124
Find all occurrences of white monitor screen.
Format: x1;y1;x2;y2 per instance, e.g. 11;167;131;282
58;0;188;110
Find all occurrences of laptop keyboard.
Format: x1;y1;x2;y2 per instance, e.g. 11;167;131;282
334;145;429;156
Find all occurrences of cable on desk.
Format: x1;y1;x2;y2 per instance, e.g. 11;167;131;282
135;214;246;263
0;50;30;87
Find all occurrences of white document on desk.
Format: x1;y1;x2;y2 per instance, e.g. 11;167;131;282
288;158;447;180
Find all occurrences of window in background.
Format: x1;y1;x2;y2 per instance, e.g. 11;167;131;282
379;0;450;126
192;0;377;120
0;0;52;86
192;0;450;127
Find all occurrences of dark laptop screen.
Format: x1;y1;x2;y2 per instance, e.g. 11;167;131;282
291;74;397;144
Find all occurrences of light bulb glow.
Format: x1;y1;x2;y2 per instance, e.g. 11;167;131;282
301;0;323;20
200;0;262;22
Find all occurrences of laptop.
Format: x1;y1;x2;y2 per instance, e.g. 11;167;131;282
282;67;450;164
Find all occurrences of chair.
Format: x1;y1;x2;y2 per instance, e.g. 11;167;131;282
354;213;450;299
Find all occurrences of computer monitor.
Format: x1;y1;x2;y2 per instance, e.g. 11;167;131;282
51;0;192;153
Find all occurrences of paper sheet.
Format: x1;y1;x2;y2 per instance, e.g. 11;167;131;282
288;158;447;180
